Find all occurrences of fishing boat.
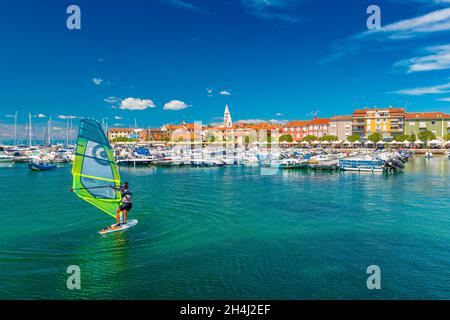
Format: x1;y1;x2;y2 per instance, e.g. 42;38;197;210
71;119;138;234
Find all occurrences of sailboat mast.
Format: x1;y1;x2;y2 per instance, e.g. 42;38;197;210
28;113;33;146
47;116;52;146
13;111;17;146
66;115;69;146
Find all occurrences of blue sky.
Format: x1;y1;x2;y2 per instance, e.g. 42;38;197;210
1;0;450;139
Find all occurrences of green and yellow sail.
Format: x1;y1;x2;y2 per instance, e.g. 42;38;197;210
71;119;121;219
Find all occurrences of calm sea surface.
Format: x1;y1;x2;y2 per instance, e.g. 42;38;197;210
1;156;449;299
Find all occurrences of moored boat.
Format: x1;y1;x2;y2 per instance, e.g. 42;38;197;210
339;157;385;173
28;162;57;171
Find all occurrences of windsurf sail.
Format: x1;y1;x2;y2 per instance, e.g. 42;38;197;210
71;119;121;219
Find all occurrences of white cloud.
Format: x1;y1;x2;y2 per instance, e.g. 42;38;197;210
104;96;120;104
163;0;211;14
269;119;289;125
391;81;450;95
241;0;303;24
220;90;231;96
237;119;265;124
437;97;450;101
163;100;190;111
394;44;450;73
36;114;47;118
119;97;156;110
92;78;103;85
361;8;450;40
206;88;213;97
114;116;123;120
97;58;104;62
4;114;16;118
113;123;124;126
58;115;78;119
276;112;283;116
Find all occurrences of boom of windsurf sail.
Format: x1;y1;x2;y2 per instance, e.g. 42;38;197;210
71;119;121;219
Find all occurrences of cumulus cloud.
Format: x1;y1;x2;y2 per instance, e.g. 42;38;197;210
92;78;103;85
119;98;156;110
220;90;231;96
276;112;283;116
163;100;190;111
36;114;47;118
114;116;123;120
206;88;214;97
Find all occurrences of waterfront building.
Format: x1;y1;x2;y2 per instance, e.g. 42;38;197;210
329;116;352;141
138;128;169;141
283;118;330;141
108;128;138;140
283;121;309;141
405;112;450;140
352;107;405;139
164;121;204;142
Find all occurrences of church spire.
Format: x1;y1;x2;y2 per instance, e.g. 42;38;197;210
224;104;232;128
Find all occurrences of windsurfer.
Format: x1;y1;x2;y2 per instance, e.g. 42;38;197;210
113;182;132;226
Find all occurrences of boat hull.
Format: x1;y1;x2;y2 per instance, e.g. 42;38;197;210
28;163;57;171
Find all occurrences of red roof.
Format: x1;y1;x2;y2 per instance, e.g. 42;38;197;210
108;128;134;132
331;115;352;121
309;118;329;125
353;107;405;117
284;121;309;127
405;112;450;119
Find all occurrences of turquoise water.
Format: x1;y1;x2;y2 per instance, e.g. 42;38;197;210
1;156;449;299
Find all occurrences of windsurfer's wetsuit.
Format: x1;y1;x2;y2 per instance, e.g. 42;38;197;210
113;185;132;225
119;186;133;212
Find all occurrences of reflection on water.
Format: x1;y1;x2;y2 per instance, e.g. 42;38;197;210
0;155;449;299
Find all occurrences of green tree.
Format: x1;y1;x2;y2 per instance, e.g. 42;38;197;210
418;130;436;142
320;135;338;142
303;135;318;142
208;135;216;143
368;133;383;143
393;134;410;142
279;134;293;142
444;134;450;141
410;134;416;142
347;134;360;143
110;137;138;143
